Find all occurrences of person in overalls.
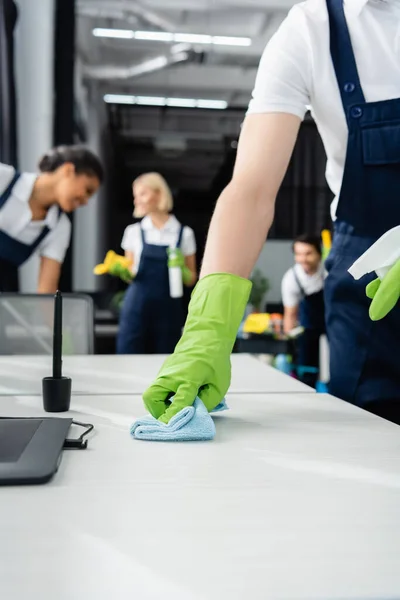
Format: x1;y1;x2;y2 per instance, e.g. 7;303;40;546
0;145;103;292
142;0;400;425
116;172;197;354
282;234;325;388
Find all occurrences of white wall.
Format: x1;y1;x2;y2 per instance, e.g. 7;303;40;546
253;240;293;306
15;0;55;292
72;84;108;292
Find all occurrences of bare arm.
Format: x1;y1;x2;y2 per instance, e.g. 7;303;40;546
200;113;301;278
283;305;299;334
37;257;62;294
124;250;134;263
184;254;197;287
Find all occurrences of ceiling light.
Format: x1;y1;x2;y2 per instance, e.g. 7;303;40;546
197;99;228;110
135;96;166;106
93;28;251;47
166;98;197;108
103;94;135;104
103;95;228;110
212;36;252;47
134;31;174;42
93;28;134;39
173;33;212;44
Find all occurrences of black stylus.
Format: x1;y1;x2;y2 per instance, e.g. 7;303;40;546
53;290;62;379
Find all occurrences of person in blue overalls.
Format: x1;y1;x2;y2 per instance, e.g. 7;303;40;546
116;172;197;354
282;234;325;388
0;145;103;292
141;0;400;427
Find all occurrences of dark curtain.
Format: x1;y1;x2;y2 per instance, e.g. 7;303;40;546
208;115;332;241
53;0;76;292
0;0;18;167
269;116;333;239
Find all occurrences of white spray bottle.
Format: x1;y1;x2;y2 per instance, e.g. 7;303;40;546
168;244;183;298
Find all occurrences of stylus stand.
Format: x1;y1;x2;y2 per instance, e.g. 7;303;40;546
42;377;72;413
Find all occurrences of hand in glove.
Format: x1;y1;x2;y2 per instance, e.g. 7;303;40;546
142;273;252;423
366;258;400;321
94;251;133;284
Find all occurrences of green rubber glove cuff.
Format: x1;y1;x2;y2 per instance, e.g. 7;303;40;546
184;273;252;339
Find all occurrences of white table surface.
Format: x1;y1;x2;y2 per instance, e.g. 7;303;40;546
1;391;400;600
0;354;312;396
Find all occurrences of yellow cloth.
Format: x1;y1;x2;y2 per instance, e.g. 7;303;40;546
93;251;132;275
243;313;270;334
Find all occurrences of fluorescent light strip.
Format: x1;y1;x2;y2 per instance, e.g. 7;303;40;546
134;31;174;42
103;94;135;104
135;96;166;106
93;28;251;47
93;28;134;39
166;97;197;108
104;95;228;110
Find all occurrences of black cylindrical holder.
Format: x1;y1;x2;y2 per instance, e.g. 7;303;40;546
42;376;72;413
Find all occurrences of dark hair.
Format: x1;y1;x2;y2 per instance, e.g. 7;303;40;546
293;233;322;255
38;145;104;183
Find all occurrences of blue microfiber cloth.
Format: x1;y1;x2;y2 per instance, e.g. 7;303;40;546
130;397;228;442
210;399;229;413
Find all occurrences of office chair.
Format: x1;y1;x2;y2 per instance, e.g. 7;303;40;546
0;293;94;355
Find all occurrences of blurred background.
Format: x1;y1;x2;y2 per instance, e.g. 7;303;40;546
1;0;332;353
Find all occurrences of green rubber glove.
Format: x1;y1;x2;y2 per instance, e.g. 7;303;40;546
366;259;400;321
142;273;252;423
109;262;133;284
167;248;192;285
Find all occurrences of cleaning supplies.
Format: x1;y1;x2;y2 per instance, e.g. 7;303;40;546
94;251;133;284
348;225;400;320
242;313;270;335
321;229;332;261
167;247;184;298
142;273;252;423
131;397;227;442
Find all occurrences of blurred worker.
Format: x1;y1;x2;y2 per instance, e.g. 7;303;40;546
0;145;103;292
143;0;400;425
116;172;197;354
282;234;325;388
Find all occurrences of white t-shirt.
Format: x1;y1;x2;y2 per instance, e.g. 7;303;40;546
121;215;196;275
0;163;71;263
247;0;400;220
281;263;325;308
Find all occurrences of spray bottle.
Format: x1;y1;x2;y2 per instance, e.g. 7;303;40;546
168;245;184;298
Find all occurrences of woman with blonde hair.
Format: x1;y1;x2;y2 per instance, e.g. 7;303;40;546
116;172;197;354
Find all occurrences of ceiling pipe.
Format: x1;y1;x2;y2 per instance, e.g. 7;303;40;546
81;51;191;80
76;0;177;32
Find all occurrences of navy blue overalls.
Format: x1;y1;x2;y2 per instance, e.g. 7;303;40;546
293;268;325;388
0;172;57;291
324;0;400;417
116;224;184;354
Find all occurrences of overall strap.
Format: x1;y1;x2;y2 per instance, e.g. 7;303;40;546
140;225;146;246
293;268;306;299
30;207;62;253
176;225;184;249
326;0;365;123
0;172;21;209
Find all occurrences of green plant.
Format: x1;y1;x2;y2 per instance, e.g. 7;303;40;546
249;269;270;312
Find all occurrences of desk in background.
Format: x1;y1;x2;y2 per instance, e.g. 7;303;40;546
0;354;313;396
